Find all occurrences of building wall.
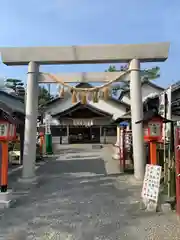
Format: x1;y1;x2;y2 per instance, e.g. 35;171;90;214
89;99;127;120
172;115;180;121
121;84;163;105
172;90;180;102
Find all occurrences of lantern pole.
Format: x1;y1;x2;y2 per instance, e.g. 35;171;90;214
149;141;157;165
0;122;16;208
0;122;10;192
166;86;173;198
0;141;8;192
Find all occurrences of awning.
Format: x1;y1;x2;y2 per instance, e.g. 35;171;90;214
119;121;129;126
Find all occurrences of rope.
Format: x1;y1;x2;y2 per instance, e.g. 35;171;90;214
42;70;130;92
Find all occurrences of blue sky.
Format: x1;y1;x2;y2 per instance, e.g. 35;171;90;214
0;0;179;95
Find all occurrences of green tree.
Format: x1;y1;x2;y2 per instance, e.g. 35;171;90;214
5;78;25;99
5;79;53;106
5;78;23;90
105;64;129;72
106;65;160;95
38;86;53;106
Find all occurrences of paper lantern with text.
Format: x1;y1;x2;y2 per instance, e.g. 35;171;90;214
144;117;163;142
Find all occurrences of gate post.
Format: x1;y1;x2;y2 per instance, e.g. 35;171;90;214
112;126;120;160
175;127;180;216
22;62;39;181
129;59;145;180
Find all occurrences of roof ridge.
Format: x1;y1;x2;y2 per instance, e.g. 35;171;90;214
118;81;164;100
0;89;24;100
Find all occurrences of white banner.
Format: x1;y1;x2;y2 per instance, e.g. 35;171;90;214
166;86;172;119
158;92;166;117
158;86;172;119
45;114;52;134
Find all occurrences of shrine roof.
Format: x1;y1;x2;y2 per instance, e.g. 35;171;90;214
118;81;164;100
41;91;130;120
53;102;113;118
0;100;24;124
0;90;25;114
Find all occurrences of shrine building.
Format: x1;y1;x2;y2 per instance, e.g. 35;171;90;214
40;81;166;145
41;83;130;144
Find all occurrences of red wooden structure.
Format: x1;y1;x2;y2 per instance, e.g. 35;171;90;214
0;121;16;192
144;116;163;165
119;127;126;170
175;127;180;216
119;128;132;171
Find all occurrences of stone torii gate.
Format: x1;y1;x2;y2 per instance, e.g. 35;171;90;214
0;42;169;181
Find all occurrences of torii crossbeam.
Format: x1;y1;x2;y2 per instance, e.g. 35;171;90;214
38;72;129;83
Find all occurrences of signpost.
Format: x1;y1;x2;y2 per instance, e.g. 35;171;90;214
159;87;172;186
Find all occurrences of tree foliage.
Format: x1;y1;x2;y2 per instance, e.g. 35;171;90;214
5;78;25;98
106;65;160;95
38;86;54;106
5;79;53;106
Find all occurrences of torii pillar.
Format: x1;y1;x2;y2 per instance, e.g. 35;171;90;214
0;42;170;181
22;61;39;180
129;59;145;180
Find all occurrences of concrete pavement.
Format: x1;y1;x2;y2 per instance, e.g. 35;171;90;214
0;144;180;239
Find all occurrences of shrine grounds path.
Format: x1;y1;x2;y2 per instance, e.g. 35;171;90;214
0;144;180;239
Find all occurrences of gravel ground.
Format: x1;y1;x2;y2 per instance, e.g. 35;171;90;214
0;145;179;239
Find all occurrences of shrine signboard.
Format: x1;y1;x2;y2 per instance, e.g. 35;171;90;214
141;164;162;211
44;114;52;134
72;119;94;126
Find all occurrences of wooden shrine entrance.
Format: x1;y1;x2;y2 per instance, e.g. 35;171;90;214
69;125;100;144
50;102;113;144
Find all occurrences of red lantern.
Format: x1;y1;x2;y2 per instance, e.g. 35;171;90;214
144;117;163;142
0;121;11;141
143;116;164;165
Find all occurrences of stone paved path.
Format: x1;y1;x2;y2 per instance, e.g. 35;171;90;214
0;145;180;239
